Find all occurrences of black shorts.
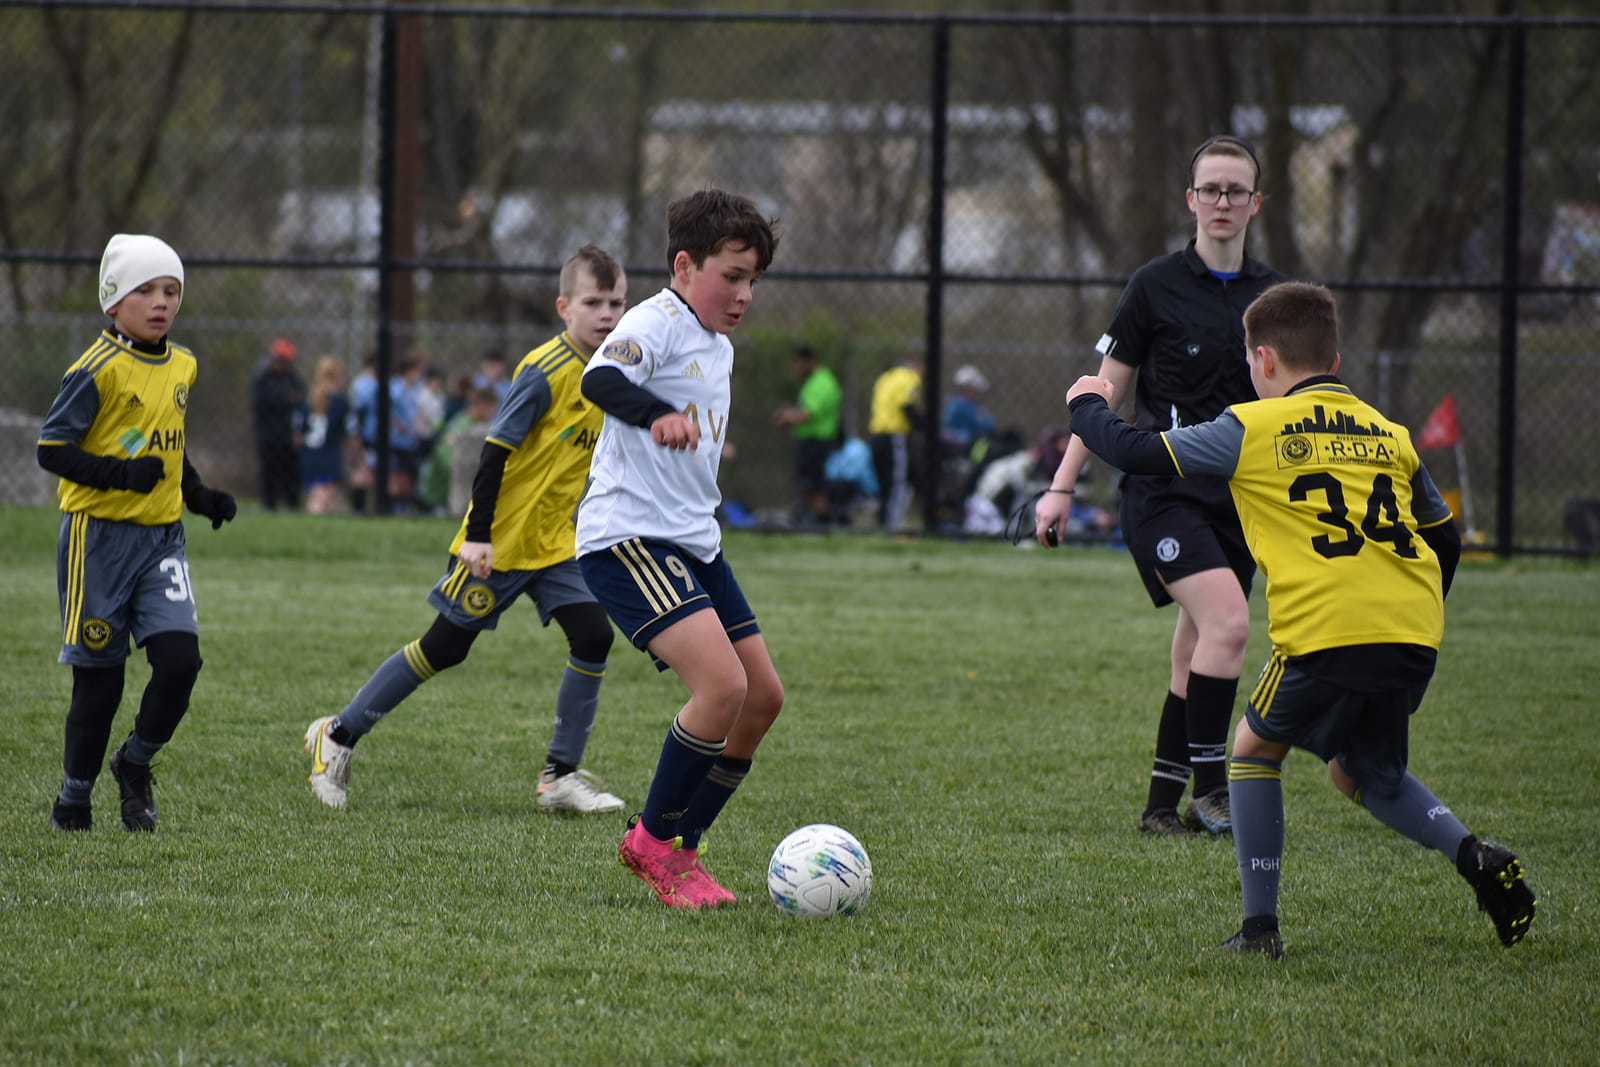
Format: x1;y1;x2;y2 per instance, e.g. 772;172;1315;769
1119;473;1254;607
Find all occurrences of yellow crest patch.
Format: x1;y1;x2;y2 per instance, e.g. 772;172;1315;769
82;618;113;650
462;584;496;618
173;382;189;413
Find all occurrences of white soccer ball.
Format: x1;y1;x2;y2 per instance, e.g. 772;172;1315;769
767;823;873;918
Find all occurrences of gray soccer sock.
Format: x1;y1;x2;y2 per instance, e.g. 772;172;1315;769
121;731;162;765
1355;771;1470;855
546;654;606;768
58;774;95;806
334;643;430;739
1229;758;1285;921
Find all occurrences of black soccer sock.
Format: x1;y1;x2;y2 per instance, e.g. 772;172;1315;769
62;664;126;791
1185;671;1238;798
640;715;725;841
1145;691;1190;813
130;632;203;757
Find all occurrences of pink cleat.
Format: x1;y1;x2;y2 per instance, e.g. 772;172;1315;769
618;817;732;909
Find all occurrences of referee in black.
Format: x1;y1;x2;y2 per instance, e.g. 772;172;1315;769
1036;135;1285;836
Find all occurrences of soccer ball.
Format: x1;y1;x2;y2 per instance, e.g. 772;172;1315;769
767;823;873;918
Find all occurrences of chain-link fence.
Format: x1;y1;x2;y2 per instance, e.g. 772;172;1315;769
4;4;1597;554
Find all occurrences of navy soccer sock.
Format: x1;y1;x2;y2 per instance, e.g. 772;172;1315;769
640;714;726;841
678;756;752;850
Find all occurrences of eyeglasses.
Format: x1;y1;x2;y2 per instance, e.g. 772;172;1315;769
1191;185;1257;207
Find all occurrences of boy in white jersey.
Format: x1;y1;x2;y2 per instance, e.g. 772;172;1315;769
1065;281;1534;957
37;233;236;832
304;246;629;814
576;189;782;908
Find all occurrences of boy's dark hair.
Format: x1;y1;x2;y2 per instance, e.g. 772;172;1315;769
562;244;622;294
666;189;780;273
1243;281;1339;372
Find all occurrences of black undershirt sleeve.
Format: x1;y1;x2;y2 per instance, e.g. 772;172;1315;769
37;443;130;490
581;366;678;429
1418;518;1462;599
464;440;512;543
1066;394;1180;476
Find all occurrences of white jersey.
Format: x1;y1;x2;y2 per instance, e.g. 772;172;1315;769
575;287;733;563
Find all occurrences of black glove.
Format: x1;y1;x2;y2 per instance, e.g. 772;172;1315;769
119;456;167;493
187;487;237;529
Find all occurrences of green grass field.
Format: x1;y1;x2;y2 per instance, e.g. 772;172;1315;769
1;505;1596;1065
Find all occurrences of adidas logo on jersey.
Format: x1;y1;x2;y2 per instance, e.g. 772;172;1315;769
684;360;704;380
125;395;144;410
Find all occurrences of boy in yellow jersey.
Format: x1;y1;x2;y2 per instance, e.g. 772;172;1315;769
304;246;629;814
37;234;237;832
1065;281;1533;957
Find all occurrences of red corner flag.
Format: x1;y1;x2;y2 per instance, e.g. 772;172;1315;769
1415;394;1460;450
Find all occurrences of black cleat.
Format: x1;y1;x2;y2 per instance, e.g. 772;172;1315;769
109;745;157;832
1137;807;1194;835
1468;840;1535;947
49;799;92;832
1217;926;1283;960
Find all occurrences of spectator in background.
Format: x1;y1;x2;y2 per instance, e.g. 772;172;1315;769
942;364;996;458
473;350;511;403
295;356;352;515
771;343;842;526
251;336;306;510
386;349;428;513
963;425;1113;539
419;384;498;516
347;353;378;513
868;356;923;532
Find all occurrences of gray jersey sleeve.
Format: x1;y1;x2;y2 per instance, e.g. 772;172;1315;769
1161;412;1246;479
486;363;552;448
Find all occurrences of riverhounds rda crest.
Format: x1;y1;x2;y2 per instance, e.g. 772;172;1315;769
81;618;113;650
600;338;644;366
1279;433;1314;465
462;584;496;618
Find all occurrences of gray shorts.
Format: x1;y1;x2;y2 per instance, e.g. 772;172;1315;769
426;556;595;631
57;514;198;667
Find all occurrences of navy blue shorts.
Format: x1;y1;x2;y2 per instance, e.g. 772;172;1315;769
579;538;759;669
1119;473;1253;607
1245;650;1431;794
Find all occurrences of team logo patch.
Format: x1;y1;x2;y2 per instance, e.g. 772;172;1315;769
173;382;189;412
601;338;644;366
462;584;496;618
1186;343;1201;357
1279;434;1314;465
1156;536;1181;563
81;618;112;650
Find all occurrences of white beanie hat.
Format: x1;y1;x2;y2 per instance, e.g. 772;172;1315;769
98;234;184;313
953;364;989;392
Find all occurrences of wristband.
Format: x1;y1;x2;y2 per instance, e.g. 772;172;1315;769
1045;489;1074;496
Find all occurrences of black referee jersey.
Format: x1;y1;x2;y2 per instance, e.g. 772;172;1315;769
1097;238;1285;432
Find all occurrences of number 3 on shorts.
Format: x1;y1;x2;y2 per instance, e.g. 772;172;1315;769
160;557;195;603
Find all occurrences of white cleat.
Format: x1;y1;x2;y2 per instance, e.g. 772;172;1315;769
537;768;625;814
304;717;352;809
